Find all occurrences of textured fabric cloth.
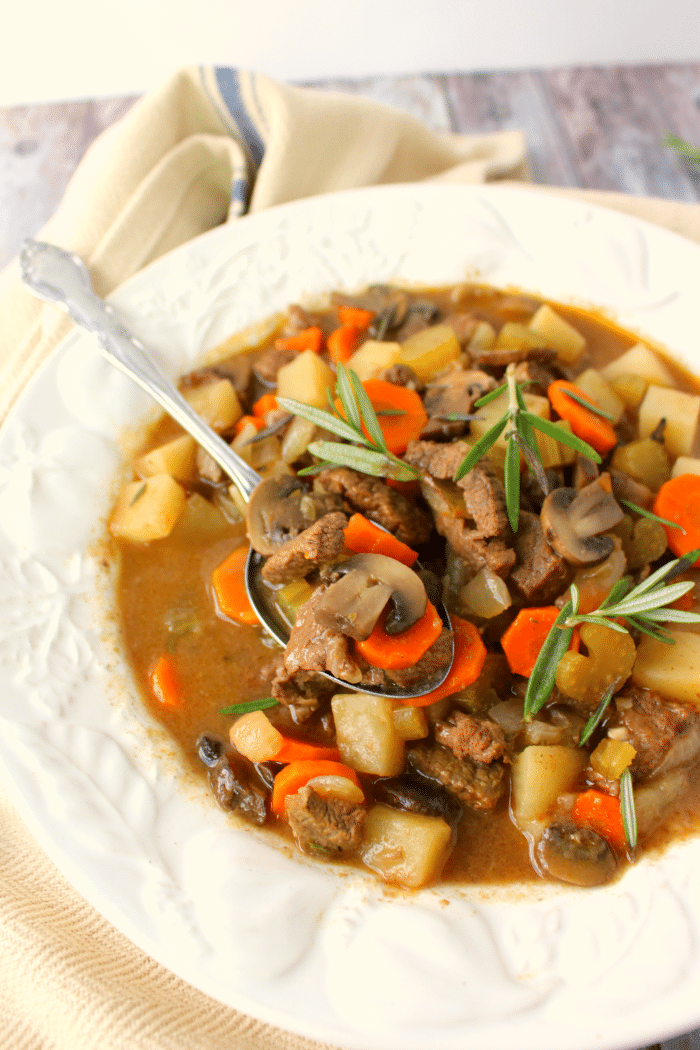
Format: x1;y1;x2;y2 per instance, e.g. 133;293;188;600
1;65;699;1050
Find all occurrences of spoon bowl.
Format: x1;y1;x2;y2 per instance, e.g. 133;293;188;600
19;238;453;699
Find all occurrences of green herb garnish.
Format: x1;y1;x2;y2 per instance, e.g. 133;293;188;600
579;685;614;747
620;498;686;534
620;767;637;852
219;696;279;716
559;387;616;421
130;482;147;505
665;133;700;164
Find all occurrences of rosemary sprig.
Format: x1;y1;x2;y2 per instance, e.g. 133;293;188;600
560;387;616;421
276;364;421;483
219;696;278;716
620;768;637;852
665;133;700;164
620;498;686;533
454;364;603;532
578;685;614;747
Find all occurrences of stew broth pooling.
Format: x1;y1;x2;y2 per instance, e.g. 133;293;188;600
112;283;700;890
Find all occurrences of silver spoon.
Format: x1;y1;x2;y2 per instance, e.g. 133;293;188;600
20;239;452;699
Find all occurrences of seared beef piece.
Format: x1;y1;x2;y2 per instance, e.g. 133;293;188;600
285;786;366;856
271;669;335;721
512;358;559;396
408;742;506;810
435;712;507;764
470;344;558;369
180;355;252;401
377;363;424;391
421;370;496;441
253;347;296;386
392;300;441;343
208;752;268;825
614;688;700;781
261;512;348;585
510;510;569;604
438;514;516;578
374;773;461;828
520;469;562;514
382;628;453;691
195;446;225;484
273;586;362;706
316;467;432;546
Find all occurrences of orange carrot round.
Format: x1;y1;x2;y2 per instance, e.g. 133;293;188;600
652;473;700;557
337;305;375;330
271;760;362;814
274;738;342;763
150;654;182;708
501;606;561;678
572;789;626;849
275;327;323;354
343;513;418;567
404;616;486;707
548;379;618;455
252;393;278;418
211;546;260;626
234;414;265;436
335;378;427;455
327;325;360;364
354;601;443;670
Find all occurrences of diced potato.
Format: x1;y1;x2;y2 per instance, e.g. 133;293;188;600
183;378;242;433
638;385;700;459
397;323;461;380
346;339;402;381
110;474;186;542
601;343;675;388
535;418;576;469
511;745;587;825
528;304;586;364
608;373;648;410
361;804;452;888
571;368;625;424
467;320;496;353
276;350;335;408
134;434;197;482
590;737;636;779
671;456;700;479
205;312;285;361
281;415;317;464
392;705;429;740
633;630;700;706
331;693;404;776
495;322;548;353
229;710;283;762
170;492;238;542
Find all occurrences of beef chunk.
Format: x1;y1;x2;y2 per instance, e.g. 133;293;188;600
438;513;516;578
615;688;700;781
382;628;453;691
435;712;507;764
180;355;252;401
408;742;506;810
421;369;495;441
373;773;462;829
261;512;348;585
253;347;296;386
285;786;366;855
208;753;268;825
512;358;559;397
510;510;569;604
377;363;424;391
316;467;431;546
470;344;558;369
271;669;335;721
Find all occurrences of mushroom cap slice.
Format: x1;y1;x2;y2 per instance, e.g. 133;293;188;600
246;476;312;556
327;552;428;637
537;822;617;887
540;474;624;566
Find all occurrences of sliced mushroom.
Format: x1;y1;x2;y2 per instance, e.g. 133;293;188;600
540;473;624;565
421;369;496;440
246;476;314;555
537;822;617;887
314;553;427;639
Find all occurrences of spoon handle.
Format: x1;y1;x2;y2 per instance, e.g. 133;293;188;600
19;239;261;503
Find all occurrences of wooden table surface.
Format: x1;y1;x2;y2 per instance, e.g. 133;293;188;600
1;62;700;1050
1;63;699;272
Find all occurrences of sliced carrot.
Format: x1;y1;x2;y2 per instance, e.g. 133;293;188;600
343;512;418;567
327;324;360;365
211;546;260;626
355;601;442;670
572;789;626;849
404;616;487;707
501;606;561;678
653;473;700;557
274;738;342;763
335;378;428;455
275;326;323;354
548;379;618;455
150;654;181;708
337;305;375;330
271;760;362;815
234;413;265;436
251;393;278;418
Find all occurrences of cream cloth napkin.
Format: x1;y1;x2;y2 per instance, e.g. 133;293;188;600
1;65;700;1050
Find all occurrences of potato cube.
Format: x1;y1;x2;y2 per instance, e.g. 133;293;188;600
608;373;648;410
571;368;625;424
638;385;700;459
331;693;404;776
467;320;496;353
495;322;548;352
110;474;186;542
398;324;460;380
511;745;587;825
134;434;197;482
601;343;674;388
229;711;283;762
470;389;550;469
633;630;700;706
672;456;700;479
170;492;239;542
528;304;586;364
361;804;452;888
183;379;242;433
346;340;402;381
281;415;318;464
392;705;429;740
276;350;335;408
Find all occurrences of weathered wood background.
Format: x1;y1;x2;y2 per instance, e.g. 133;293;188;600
1;64;699;271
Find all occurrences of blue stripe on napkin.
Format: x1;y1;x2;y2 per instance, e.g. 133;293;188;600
214;68;265;170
